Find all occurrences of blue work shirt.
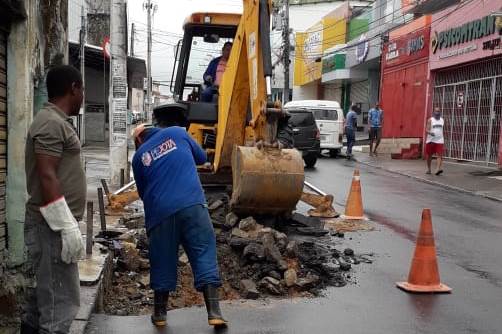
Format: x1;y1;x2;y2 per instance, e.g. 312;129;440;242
203;56;222;85
369;108;383;128
132;126;207;233
345;110;358;130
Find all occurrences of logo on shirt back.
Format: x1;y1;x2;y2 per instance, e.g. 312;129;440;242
141;152;153;166
151;138;177;161
141;138;178;167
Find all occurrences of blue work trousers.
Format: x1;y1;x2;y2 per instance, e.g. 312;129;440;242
148;204;222;292
345;127;355;155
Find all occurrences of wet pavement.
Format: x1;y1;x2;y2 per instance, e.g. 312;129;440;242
85;157;502;334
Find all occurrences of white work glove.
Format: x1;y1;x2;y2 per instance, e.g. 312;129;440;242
40;197;85;264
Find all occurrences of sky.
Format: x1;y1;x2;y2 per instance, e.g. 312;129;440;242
128;0;243;93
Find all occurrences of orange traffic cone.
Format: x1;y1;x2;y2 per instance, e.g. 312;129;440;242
343;169;365;220
397;209;451;293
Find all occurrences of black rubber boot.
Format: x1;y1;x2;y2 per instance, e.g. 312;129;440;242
20;322;39;334
202;285;228;327
151;291;168;327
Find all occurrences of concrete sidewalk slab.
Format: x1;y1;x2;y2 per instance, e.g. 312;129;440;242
351;151;502;202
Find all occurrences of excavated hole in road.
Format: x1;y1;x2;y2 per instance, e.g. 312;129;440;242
100;191;373;316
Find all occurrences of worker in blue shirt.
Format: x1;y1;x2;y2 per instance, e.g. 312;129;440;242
368;102;384;156
132;122;227;328
345;105;358;159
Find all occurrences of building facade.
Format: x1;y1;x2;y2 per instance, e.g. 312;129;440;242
380;16;431;141
429;0;502;166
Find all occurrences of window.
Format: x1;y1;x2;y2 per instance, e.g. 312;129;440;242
312;109;338;120
289;111;315;127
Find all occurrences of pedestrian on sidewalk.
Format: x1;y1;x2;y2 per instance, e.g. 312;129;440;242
345;105;358;159
22;65;86;334
425;107;445;175
132;121;227;328
369;102;383;156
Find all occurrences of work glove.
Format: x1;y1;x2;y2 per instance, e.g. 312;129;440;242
40;197;85;264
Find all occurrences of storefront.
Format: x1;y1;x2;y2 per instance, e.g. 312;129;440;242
430;0;502;166
381;16;431;140
293;3;349;101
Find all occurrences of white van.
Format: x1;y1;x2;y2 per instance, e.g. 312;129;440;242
284;100;344;157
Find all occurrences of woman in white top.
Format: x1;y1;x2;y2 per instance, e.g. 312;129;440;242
425;107;445;175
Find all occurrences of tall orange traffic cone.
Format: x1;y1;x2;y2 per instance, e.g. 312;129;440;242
343;169;365;220
397;209;451;293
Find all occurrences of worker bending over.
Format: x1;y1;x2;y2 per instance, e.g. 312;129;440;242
132;122;227;328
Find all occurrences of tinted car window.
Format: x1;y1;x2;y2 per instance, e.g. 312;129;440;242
289;111;315;127
312;109;338;121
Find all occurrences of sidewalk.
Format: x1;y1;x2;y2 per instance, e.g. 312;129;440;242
350;148;502;202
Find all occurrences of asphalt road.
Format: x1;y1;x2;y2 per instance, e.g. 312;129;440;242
86;157;502;334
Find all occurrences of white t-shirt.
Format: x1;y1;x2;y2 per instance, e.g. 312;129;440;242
426;117;444;144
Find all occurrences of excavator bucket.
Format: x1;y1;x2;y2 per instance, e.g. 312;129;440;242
230;146;305;215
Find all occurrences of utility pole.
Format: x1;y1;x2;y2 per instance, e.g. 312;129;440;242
109;0;129;186
144;0;156;122
282;0;290;103
130;22;135;57
80;6;86;144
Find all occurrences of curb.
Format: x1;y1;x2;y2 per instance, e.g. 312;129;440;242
354;158;502;203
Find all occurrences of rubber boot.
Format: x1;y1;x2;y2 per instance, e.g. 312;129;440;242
151;291;168;327
202;285;228;327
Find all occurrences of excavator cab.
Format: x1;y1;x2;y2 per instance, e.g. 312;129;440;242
154;2;305;215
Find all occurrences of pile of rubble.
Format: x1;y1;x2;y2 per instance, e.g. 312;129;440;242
102;193;372;315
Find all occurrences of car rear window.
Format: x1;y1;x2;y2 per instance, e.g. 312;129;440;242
312;109;338;121
289;111;315;127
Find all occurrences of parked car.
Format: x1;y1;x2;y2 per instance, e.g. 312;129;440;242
286;108;320;168
284;100;344;157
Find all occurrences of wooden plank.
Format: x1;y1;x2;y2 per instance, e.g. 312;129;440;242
0;225;6;238
0;157;5;169
0;237;6;251
0;200;5;211
0;172;5;183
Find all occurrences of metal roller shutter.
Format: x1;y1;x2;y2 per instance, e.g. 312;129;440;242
351;80;369;127
0;29;7;251
323;84;342;104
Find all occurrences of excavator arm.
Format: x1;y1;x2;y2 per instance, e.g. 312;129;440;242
215;0;305;215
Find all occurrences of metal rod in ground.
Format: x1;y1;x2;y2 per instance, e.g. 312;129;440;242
304;181;327;196
100;179;110;196
86;201;93;256
120;168;125;187
97;187;106;231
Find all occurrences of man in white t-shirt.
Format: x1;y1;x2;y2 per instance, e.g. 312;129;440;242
425;107;445;175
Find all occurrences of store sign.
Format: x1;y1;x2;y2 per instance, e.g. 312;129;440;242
385;42;399;61
407;35;425;55
431;15;498;54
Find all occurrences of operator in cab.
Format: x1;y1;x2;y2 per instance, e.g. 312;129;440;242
201;41;232;102
132;121;227;328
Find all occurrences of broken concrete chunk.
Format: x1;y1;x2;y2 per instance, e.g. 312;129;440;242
232;228;250;239
291;213;322;228
240;279;260;299
268;270;282;280
273;231;288;251
343;248;354;256
285;241;298;258
243;243;265;262
239;216;258;232
259;276;283;295
339;262;351;271
120;242;141;272
139;275;150;288
295;273;320;290
229;237;250;250
261;232;288;271
284;268;298;287
208;200;224;212
295;226;329;237
225;212;239;229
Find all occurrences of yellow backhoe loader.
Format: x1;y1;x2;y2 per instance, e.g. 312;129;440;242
109;0;336;218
